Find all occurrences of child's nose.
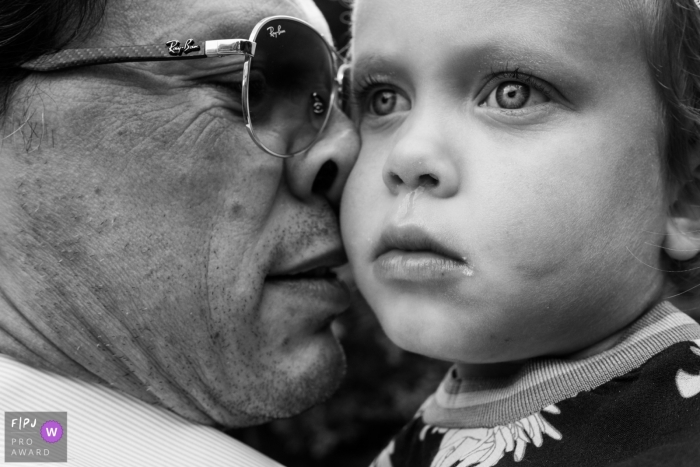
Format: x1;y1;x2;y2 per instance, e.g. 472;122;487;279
382;126;460;198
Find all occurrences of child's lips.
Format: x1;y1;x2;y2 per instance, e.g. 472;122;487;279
374;250;474;282
373;224;473;282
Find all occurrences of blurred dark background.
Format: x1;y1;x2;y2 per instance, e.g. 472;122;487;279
311;0;353;51
227;5;451;465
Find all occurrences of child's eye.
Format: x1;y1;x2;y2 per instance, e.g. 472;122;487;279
482;81;550;110
368;89;411;116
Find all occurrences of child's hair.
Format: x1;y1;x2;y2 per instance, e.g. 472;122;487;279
634;0;700;294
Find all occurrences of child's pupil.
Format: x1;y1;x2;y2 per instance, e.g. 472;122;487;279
372;90;397;115
497;82;530;109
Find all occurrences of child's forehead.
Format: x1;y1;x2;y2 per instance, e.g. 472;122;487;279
352;0;642;69
352;0;633;24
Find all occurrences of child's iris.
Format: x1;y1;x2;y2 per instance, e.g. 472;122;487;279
496;82;530;109
370;90;399;115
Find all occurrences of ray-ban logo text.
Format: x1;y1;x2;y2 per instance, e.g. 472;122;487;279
166;39;200;56
267;25;286;38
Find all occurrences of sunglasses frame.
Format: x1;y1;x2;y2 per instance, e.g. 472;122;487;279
242;16;345;158
20;15;347;158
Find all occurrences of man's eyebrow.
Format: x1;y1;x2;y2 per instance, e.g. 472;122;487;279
203;23;251;41
179;14;260;43
192;4;286;42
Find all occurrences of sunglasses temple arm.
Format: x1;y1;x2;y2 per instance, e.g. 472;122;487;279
21;39;255;72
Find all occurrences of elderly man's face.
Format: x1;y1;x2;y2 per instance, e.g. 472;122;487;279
0;0;358;426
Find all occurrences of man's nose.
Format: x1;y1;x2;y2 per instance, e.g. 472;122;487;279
382;114;459;198
285;106;360;207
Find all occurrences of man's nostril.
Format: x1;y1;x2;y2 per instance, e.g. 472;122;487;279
312;160;339;195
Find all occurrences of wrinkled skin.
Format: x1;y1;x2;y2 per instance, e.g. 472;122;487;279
0;0;359;427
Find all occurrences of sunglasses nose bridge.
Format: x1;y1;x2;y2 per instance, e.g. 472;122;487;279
336;63;350;87
334;63;352;117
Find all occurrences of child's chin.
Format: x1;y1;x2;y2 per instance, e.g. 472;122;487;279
383;322;529;365
383;326;467;362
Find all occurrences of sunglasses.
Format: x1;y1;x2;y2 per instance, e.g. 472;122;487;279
21;15;350;158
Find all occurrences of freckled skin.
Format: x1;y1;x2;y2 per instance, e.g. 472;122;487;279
0;0;359;427
342;0;673;372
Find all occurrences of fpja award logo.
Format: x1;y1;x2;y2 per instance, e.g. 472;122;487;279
5;412;67;463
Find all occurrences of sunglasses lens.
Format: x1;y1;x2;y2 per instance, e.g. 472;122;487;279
247;18;335;156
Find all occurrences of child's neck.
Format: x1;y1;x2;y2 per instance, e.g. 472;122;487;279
455;324;628;380
455;361;526;379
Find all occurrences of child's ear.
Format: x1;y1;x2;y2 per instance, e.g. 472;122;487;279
665;217;700;261
665;147;700;261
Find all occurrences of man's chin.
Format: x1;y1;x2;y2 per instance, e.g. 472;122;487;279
219;331;346;428
268;332;347;418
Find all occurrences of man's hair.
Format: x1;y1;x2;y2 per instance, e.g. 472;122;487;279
0;0;107;116
634;0;700;294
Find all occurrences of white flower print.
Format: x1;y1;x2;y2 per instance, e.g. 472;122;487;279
675;339;700;399
425;404;563;467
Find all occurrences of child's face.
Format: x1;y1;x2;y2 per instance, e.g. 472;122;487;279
341;0;673;363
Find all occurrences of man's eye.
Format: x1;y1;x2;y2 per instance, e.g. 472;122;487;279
245;75;269;105
483;81;549;110
368;89;410;116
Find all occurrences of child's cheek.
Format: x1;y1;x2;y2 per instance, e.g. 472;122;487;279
465;172;589;279
340;146;386;263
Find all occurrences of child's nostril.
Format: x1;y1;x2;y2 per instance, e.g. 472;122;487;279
418;174;439;187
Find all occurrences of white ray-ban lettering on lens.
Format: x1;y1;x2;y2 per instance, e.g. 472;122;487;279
267;25;286;38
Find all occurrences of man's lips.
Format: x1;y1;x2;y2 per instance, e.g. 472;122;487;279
373;225;473;282
266;247;350;328
267;248;347;280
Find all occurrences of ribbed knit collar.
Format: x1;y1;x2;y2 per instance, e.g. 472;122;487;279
422;301;700;429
